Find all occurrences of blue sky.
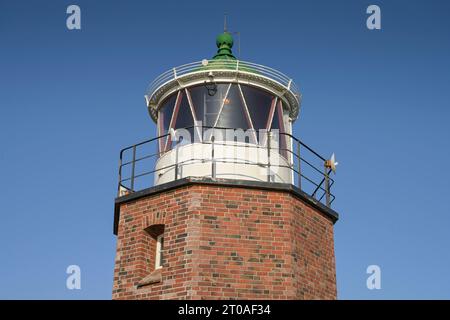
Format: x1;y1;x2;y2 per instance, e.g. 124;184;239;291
1;0;449;299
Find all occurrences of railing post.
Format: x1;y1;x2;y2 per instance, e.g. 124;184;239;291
117;156;122;196
267;131;271;182
130;145;136;191
324;164;330;207
174;144;179;180
297;140;301;190
287;79;292;90
211;135;216;179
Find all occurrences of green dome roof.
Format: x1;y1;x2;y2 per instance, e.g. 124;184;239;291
213;32;236;60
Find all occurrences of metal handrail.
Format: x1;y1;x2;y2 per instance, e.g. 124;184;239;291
117;126;336;207
146;60;300;105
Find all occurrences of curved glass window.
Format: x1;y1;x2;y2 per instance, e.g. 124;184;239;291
189;84;229;128
270;100;288;158
158;94;177;152
241;85;273;130
216;84;251;130
159;94;177;134
173;91;195;142
157;83;291;157
173;92;194;129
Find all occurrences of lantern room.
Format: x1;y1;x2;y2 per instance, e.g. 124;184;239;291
144;32;301;186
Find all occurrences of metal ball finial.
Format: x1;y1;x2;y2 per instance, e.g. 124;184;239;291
216;32;233;49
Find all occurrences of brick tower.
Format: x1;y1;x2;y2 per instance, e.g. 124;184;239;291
112;31;339;300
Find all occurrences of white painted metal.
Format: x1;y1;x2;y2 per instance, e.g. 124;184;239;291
154;141;292;186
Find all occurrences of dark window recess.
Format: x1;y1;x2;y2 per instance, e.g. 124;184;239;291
158;235;164;267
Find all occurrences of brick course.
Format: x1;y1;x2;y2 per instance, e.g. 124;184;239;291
112;183;337;299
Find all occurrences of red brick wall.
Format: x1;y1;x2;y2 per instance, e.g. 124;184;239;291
112;184;337;300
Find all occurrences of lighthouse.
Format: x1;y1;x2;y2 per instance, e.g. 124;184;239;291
112;31;339;300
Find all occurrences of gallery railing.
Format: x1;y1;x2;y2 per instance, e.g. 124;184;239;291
117;126;335;207
146;60;300;107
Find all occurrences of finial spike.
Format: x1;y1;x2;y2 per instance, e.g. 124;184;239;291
224;13;227;32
